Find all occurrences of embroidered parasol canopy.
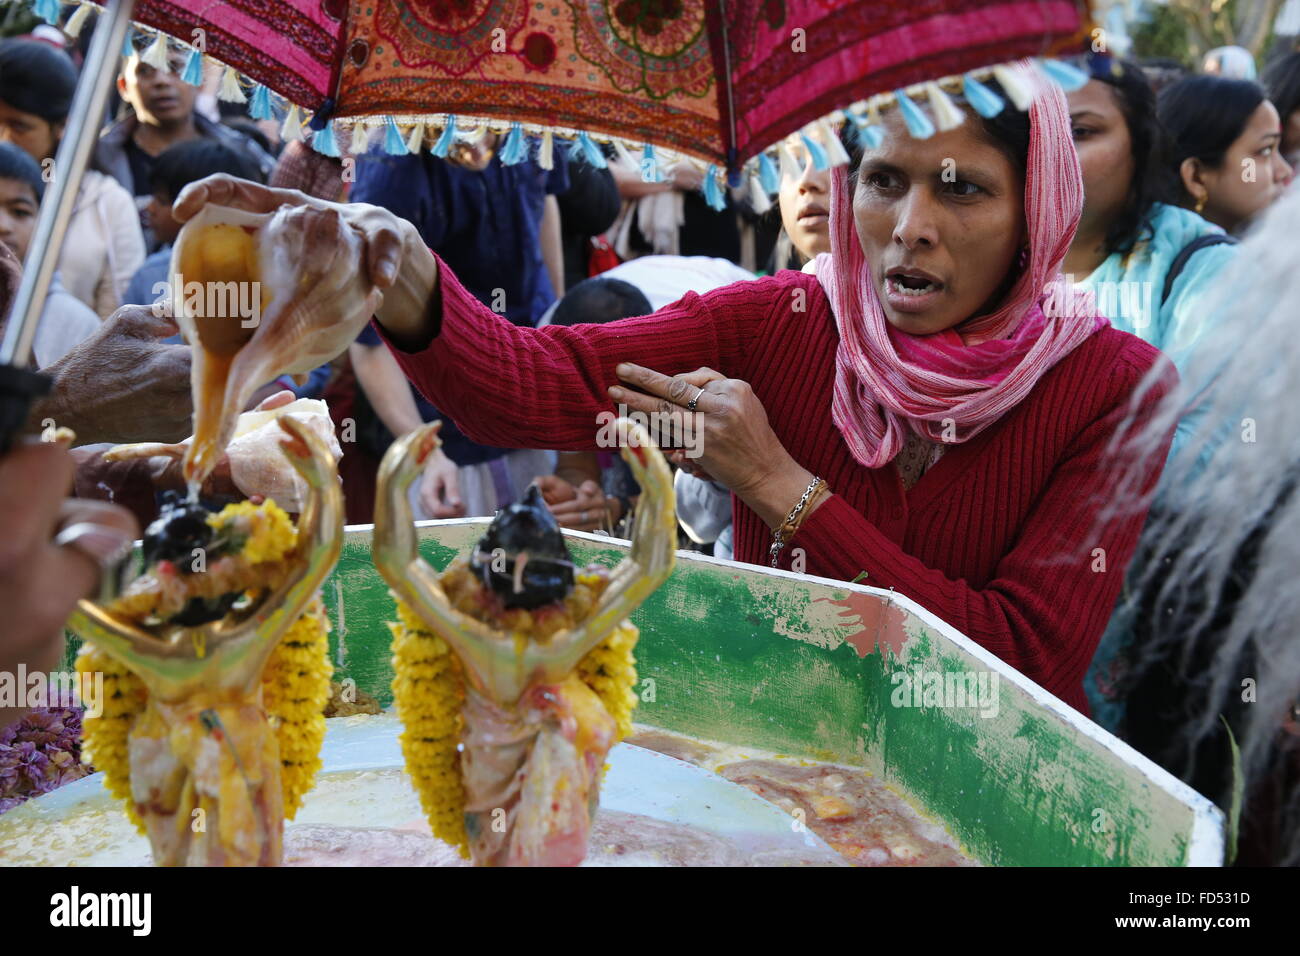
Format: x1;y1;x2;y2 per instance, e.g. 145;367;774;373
30;0;1091;179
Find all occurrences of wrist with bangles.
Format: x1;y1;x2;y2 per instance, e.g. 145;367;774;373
768;475;829;568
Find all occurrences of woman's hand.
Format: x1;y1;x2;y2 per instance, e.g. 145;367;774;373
171;174;439;348
608;363;821;530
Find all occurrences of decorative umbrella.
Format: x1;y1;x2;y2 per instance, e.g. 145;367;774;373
17;0;1094;187
0;0;1100;439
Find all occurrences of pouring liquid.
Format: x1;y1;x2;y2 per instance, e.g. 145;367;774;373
178;222;264;496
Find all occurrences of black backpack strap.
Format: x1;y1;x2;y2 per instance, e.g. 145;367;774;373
1161;233;1236;306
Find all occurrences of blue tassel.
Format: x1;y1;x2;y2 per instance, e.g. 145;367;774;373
122;29;134;58
312;120;339;157
1039;57;1089;92
575;131;607;168
499;122;527;165
703;164;725;211
849;111;885;149
641;143;663;183
799;133;828;171
758;151;779;194
181;48;204;86
430;116;457;158
34;0;61;26
962;74;1005;118
894;89;935;139
248;84;273;121
383;116;408;155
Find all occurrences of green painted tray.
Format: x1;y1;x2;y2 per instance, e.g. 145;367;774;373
60;518;1223;867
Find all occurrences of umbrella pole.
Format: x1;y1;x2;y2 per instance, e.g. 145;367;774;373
0;0;136;449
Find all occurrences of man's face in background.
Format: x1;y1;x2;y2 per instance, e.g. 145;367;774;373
118;48;196;128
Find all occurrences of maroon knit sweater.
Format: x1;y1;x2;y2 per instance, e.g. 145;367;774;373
381;256;1177;713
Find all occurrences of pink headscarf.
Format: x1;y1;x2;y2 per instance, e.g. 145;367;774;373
812;62;1107;470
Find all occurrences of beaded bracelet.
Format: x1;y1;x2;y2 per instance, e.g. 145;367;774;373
769;476;827;568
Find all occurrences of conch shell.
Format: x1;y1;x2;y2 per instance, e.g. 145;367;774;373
105;398;342;512
170;203;381;489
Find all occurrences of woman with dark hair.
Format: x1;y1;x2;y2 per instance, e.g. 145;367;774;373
1064;56;1237;456
1262;51;1300;168
174;64;1178;712
1158;74;1291;235
0;38;145;318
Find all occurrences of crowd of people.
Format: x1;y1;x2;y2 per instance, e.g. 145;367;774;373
0;29;1298;864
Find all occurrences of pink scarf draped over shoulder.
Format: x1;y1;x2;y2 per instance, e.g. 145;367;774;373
812;62;1107;470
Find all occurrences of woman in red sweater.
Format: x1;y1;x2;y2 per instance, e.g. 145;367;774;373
176;64;1175;713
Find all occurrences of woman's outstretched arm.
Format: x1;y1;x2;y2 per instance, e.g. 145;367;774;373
372;252;771;451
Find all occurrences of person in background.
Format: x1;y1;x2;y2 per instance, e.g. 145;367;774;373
1158;74;1292;235
1262;51;1300;168
349;131;568;519
1064;56;1238;455
536;260;754;537
97;38;273;240
606;150;760;268
0;144;98;368
546;255;755;551
0;39;145;318
0;221;139;734
1106;184;1300;865
123;139;264;308
535;277;653;535
270;138;350;203
556;159;621;290
1066;58;1241;732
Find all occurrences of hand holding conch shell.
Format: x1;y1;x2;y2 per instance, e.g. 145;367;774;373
173;175;439;346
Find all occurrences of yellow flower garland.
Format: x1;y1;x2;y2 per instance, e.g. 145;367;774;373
207;499;297;565
76;646;147;832
389;600;469;857
390;565;639;856
261;597;333;818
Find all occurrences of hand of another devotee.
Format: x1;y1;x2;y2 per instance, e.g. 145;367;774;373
533;474;578;506
419;445;465;518
546;479;619;532
32;304;192;445
0;440;136;730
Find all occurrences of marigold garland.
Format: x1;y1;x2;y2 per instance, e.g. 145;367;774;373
390;599;469;857
390;564;639;855
261;597;333;818
207;499;297;564
75;645;147;833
